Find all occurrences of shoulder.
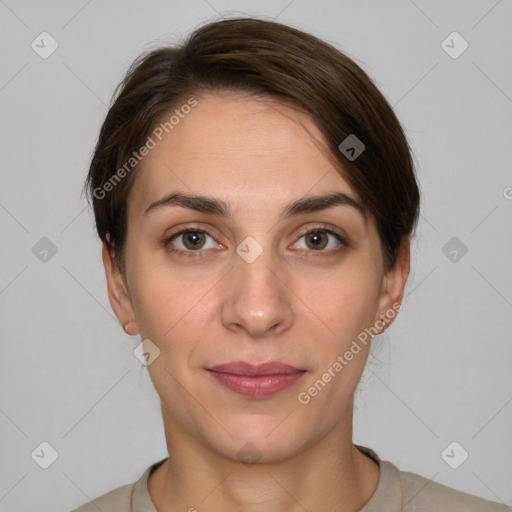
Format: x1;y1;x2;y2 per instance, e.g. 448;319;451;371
398;467;510;511
70;481;134;512
70;457;166;511
356;445;509;512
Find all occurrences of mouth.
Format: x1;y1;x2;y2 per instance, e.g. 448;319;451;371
206;361;307;398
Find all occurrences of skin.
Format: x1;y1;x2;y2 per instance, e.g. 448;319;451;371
103;92;410;512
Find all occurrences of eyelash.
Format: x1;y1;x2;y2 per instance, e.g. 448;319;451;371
162;224;348;259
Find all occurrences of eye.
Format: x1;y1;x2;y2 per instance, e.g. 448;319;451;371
162;224;347;259
292;226;347;254
164;228;219;257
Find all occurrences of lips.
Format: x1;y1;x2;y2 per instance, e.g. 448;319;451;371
207;361;306;398
209;361;305;375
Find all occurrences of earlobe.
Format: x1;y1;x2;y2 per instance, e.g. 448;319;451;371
101;240;138;334
375;237;410;332
123;320;138;336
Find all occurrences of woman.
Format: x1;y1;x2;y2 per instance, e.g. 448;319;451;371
73;17;508;512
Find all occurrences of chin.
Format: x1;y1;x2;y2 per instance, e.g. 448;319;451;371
202;416;313;465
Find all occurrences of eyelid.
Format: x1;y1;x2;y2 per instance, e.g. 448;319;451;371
295;223;347;245
163;226;222;258
290;224;348;256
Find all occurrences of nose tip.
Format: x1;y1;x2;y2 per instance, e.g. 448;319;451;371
228;302;285;338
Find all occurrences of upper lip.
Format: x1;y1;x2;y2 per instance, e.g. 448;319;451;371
208;361;305;376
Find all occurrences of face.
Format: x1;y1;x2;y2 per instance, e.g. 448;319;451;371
103;92;409;463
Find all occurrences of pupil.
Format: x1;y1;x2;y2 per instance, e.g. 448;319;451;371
187;232;203;247
307;232;326;250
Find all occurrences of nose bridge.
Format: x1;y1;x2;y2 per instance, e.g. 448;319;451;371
221;237;293;337
236;244;278;298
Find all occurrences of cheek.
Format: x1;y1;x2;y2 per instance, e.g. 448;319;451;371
128;254;215;360
127;247;181;327
299;268;380;351
296;278;378;424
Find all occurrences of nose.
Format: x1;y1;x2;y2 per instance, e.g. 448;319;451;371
220;250;294;339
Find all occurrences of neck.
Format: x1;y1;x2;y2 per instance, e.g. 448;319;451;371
148;404;380;512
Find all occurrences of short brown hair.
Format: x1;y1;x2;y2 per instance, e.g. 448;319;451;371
83;17;420;274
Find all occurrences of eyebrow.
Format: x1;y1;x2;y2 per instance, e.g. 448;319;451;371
144;191;367;222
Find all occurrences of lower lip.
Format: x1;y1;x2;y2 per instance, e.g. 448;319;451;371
208;370;306;398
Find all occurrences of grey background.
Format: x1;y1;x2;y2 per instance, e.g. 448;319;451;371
1;0;511;510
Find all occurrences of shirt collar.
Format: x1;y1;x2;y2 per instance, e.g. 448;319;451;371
355;445;402;511
132;446;402;512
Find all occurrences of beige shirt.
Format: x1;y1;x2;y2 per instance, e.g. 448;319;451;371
72;445;510;511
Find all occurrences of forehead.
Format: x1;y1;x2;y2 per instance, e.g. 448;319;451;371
129;93;358;217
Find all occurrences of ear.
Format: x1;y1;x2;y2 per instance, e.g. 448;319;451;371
374;236;411;333
102;238;138;335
